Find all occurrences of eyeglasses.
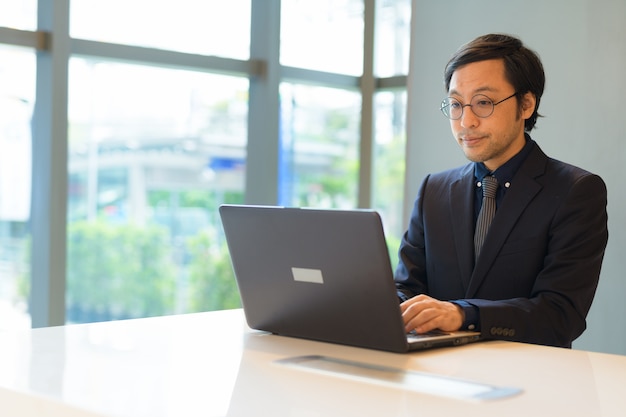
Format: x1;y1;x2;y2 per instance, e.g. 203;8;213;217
440;92;517;120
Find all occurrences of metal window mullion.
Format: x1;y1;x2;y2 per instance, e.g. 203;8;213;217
30;0;70;327
70;39;262;77
359;0;376;208
0;27;47;50
246;0;281;205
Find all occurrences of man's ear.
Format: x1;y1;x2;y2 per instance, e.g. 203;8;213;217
521;92;536;119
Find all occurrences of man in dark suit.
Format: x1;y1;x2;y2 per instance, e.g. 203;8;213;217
395;34;608;348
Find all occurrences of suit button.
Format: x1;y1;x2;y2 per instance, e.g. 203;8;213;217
490;327;498;336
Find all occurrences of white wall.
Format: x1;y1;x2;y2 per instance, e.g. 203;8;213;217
406;0;626;354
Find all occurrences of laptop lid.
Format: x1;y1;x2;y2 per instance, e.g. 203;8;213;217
219;204;480;353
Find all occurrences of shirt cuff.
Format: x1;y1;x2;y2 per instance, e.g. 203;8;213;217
450;300;480;331
397;291;410;303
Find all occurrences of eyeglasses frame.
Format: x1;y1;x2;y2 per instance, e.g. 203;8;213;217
440;92;518;120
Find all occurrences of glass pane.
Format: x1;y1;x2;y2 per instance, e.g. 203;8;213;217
375;0;411;77
278;83;361;208
373;90;406;269
67;58;248;323
0;0;37;31
70;0;250;59
281;0;364;76
0;46;35;330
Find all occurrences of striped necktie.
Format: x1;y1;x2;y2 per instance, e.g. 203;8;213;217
474;175;498;259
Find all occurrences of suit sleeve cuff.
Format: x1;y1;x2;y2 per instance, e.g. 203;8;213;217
450;300;480;331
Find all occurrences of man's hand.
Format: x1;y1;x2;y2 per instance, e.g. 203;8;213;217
400;294;464;334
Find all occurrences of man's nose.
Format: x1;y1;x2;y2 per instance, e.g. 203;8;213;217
460;105;479;128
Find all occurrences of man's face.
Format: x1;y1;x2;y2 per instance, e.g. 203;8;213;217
447;59;534;171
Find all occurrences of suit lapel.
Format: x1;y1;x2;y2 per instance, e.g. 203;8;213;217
449;165;475;292
465;145;548;297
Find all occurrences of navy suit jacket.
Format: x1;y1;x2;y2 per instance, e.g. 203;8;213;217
395;143;608;347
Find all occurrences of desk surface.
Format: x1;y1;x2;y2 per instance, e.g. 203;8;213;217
1;309;625;417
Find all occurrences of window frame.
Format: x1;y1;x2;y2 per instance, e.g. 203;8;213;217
0;0;408;327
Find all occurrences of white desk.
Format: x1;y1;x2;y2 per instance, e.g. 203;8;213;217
1;309;625;416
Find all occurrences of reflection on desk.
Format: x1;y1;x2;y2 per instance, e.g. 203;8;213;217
0;309;625;417
275;355;521;400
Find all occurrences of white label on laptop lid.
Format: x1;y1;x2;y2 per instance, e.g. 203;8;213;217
291;267;324;284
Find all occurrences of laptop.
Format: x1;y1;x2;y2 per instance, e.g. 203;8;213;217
219;204;481;353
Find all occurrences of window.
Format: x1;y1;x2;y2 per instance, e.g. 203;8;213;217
372;0;410;265
374;0;411;77
67;59;248;321
278;83;361;207
70;0;251;59
0;45;35;330
0;1;37;31
1;0;410;327
373;90;406;267
281;0;364;75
